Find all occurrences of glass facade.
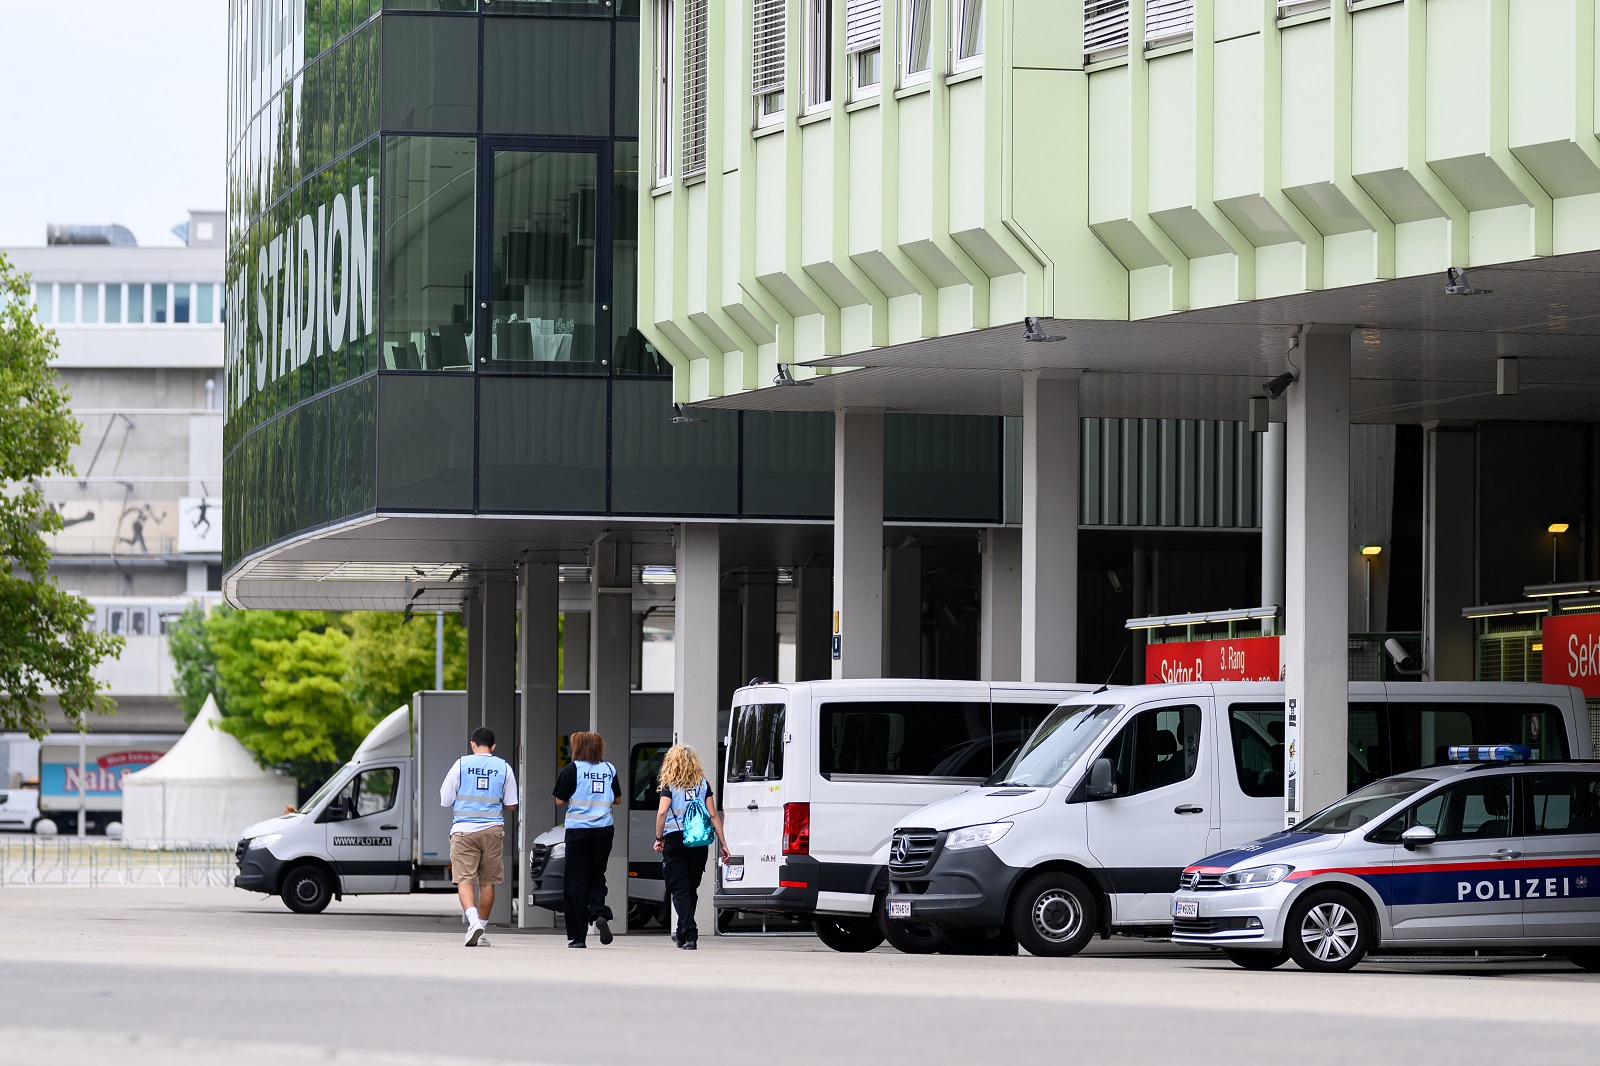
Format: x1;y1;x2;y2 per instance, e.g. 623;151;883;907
223;0;1005;572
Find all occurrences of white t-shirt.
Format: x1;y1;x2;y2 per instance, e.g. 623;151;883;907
439;757;519;835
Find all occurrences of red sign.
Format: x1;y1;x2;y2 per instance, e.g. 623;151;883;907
1145;636;1281;684
1541;613;1600;698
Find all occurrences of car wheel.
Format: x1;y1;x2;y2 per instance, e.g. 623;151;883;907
1223;948;1290;970
1567;949;1600;972
1009;871;1097;958
1285;889;1369;972
936;927;1020;956
812;916;886;952
280;865;335;914
628;901;653;929
32;818;58;836
879;911;942;954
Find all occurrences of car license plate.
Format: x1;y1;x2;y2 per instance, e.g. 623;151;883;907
1172;899;1198;920
723;863;744;883
888;900;912;918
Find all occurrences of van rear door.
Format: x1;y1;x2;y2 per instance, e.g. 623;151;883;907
722;696;790;891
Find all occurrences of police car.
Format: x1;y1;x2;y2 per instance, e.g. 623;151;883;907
1170;747;1600;972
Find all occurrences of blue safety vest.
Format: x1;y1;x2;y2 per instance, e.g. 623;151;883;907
452;753;509;831
662;779;709;834
565;760;617;829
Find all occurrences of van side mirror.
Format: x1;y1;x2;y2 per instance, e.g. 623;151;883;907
1086;758;1116;799
317;802;348;824
1400;824;1436;850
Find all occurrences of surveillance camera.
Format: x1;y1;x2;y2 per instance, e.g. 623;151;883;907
1261;371;1296;400
1384;638;1416;672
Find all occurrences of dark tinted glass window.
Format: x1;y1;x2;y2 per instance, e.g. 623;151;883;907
1228;702;1284;799
382;16;478;132
611;379;738;515
615;20;640;137
884;414;1000;522
1524;773;1600;836
1350;700;1389;787
742;411;834;517
630;744;668;808
818;701;990;780
375;374;474;509
1097;705;1202;797
483;18;610;136
728;703;785;782
479;377;607;512
381;136;476;370
1390;703;1569;767
1374;778;1515;843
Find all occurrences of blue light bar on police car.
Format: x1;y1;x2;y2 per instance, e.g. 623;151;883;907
1446;745;1533;762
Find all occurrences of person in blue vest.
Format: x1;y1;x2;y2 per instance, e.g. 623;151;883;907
439;727;518;948
652;744;729;950
552;731;622;948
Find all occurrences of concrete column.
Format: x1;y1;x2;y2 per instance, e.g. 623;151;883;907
673;523;720;936
589;539;632;932
1261;421;1286;614
1423;423;1477;681
833;409;885;679
741;576;779;683
884;540;922;676
562;611;590;691
1021;371;1080;682
517;562;559;930
466;595;484;726
980;528;1022;681
1284;325;1352;826
795;562;834;681
478;578;517;925
631;612;646;691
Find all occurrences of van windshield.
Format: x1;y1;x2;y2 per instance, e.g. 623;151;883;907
987;704;1123;788
298;769;349;814
727;703;786;783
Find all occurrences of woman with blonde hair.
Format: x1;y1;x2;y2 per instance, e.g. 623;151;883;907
653;744;728;949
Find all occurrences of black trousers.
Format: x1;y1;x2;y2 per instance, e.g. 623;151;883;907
563;825;615;942
661;832;710;942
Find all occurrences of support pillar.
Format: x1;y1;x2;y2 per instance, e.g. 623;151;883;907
1284;325;1352;826
980;528;1022;681
1423;423;1476;681
1261;421;1286;613
673;523;720;936
475;577;517;926
833;410;885;679
517;562;559;930
884;539;922;676
1021;372;1079;682
795;562;833;681
741;576;779;683
589;539;632;931
562;612;589;690
631;612;646;691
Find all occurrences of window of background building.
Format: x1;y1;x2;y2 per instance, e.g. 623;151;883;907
804;0;832;112
845;0;882;101
106;283;123;323
952;0;982;69
681;0;710;178
752;0;786;127
653;0;675;184
57;284;77;325
151;284;169;324
81;284;100;324
901;0;931;85
381;136;476;372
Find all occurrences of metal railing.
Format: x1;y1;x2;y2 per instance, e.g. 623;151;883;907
0;837;235;888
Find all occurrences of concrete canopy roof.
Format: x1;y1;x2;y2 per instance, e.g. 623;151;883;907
691;253;1600;424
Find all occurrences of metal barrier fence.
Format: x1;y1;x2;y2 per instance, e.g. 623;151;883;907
0;837;235;888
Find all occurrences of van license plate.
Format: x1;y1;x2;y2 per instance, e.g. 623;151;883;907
723;863;743;883
888;900;911;918
1172;899;1198;920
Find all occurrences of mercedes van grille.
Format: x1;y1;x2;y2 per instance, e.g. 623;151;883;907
528;843;551;879
888;828;940;876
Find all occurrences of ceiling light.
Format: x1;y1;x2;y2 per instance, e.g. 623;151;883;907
1549;522;1570;534
1359;545;1382;556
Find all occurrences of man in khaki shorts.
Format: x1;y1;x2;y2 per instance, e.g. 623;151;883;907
439;727;517;947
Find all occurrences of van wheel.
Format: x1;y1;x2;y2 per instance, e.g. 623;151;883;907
1567;949;1600;972
1285;889;1369;972
628;901;653;929
936;928;1020;956
1223;948;1290;970
281;865;335;914
812;916;886;953
1009;871;1097;958
880;914;942;954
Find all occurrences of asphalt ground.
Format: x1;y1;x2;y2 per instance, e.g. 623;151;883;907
1;888;1597;1065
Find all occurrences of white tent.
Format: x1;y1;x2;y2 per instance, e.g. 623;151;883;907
121;695;297;846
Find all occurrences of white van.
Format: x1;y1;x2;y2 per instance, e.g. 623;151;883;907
884;681;1594;956
715;678;1093;951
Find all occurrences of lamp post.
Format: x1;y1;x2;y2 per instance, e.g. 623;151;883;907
1359;545;1382;633
1549;523;1569;583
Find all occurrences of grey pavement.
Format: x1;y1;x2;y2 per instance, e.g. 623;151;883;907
1;888;1597;1065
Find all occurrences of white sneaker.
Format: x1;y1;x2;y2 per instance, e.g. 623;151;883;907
465;921;484;947
478;934;492;947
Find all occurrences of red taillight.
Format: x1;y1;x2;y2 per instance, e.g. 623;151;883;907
782;802;810;855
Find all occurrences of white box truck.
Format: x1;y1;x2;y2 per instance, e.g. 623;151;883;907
0;733;179;835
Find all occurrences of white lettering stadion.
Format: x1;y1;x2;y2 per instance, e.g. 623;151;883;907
225;180;377;414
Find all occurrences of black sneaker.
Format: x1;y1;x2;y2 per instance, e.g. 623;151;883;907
568;940;587;948
595;917;614;945
680;940;698;950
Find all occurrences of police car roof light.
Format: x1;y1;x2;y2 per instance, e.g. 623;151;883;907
1446;744;1533;763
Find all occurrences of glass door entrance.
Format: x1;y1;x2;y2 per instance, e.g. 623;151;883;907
481;148;603;374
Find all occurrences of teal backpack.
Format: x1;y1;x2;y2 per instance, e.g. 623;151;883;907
680;783;715;848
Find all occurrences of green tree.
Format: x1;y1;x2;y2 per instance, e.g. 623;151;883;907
165;601;219;721
0;253;124;738
343;611;467;718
